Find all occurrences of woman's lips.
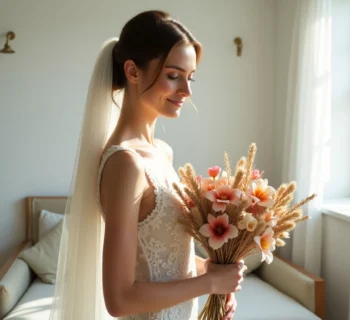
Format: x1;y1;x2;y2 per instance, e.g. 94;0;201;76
167;99;184;107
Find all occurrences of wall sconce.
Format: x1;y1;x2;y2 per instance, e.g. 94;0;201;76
234;37;243;57
0;31;16;54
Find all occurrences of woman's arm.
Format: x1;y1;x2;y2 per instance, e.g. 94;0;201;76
119;274;211;316
101;151;212;317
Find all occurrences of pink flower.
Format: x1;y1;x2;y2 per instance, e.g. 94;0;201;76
247;179;276;208
205;185;242;212
208;166;221;179
196;175;203;183
199;214;238;250
254;227;276;264
252;169;261;180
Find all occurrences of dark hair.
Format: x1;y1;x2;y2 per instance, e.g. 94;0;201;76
112;10;202;93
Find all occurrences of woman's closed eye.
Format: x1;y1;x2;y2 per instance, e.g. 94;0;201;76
167;74;196;82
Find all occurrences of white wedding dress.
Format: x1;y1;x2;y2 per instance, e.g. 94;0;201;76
97;145;199;320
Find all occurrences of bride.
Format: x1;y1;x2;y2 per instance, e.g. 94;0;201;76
50;10;246;320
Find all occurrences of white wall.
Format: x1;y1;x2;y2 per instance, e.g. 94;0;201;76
0;0;277;266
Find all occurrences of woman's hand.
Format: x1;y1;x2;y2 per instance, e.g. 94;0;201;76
204;259;247;294
222;292;237;320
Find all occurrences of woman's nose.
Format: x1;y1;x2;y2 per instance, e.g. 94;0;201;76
178;80;192;97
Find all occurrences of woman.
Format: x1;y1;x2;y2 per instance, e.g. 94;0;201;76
50;10;246;320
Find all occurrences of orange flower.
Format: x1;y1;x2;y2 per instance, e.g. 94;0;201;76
247;179;276;208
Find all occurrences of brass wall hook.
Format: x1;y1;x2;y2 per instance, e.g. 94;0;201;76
234;37;243;57
0;31;16;54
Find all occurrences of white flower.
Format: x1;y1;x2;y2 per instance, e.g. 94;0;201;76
237;212;257;232
254;227;276;264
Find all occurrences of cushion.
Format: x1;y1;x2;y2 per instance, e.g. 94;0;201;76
257;256;317;313
38;209;64;240
198;273;321;319
194;240;263;274
3;278;55;320
19;220;63;284
0;258;35;319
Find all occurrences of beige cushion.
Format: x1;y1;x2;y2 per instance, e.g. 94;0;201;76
194;240;263;274
257;256;317;313
0;258;35;319
3;278;55;320
38;209;64;240
19;220;63;284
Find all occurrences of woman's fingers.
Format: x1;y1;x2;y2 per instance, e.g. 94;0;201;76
222;293;237;320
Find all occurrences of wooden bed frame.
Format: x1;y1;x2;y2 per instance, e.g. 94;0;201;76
0;196;67;280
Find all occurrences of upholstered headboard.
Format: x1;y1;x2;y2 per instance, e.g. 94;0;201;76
25;197;67;244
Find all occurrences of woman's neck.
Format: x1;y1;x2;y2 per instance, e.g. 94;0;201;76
111;93;158;147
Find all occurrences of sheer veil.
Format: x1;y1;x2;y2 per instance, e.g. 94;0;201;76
50;38;120;320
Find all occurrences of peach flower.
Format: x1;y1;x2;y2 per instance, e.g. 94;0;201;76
199;213;238;250
261;210;277;227
201;178;216;192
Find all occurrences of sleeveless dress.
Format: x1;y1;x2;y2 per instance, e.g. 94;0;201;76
97;145;199;320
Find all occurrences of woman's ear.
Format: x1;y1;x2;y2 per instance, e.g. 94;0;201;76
124;60;139;84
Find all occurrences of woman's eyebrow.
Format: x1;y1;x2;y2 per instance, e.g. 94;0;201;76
164;65;196;73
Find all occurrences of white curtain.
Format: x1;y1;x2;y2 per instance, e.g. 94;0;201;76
281;0;332;276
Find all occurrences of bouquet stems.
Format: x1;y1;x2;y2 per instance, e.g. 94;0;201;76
198;294;228;320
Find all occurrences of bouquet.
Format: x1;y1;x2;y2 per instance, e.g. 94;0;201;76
172;143;316;320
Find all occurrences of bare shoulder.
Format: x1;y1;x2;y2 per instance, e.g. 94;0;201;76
155;139;173;164
99;149;146;217
102;148;144;175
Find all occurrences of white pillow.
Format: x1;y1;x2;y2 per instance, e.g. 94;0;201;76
19;220;63;284
38;209;64;240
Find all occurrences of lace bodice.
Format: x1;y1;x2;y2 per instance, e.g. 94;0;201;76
97;145;198;320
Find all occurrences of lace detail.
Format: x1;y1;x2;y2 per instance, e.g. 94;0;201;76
97;145;198;320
